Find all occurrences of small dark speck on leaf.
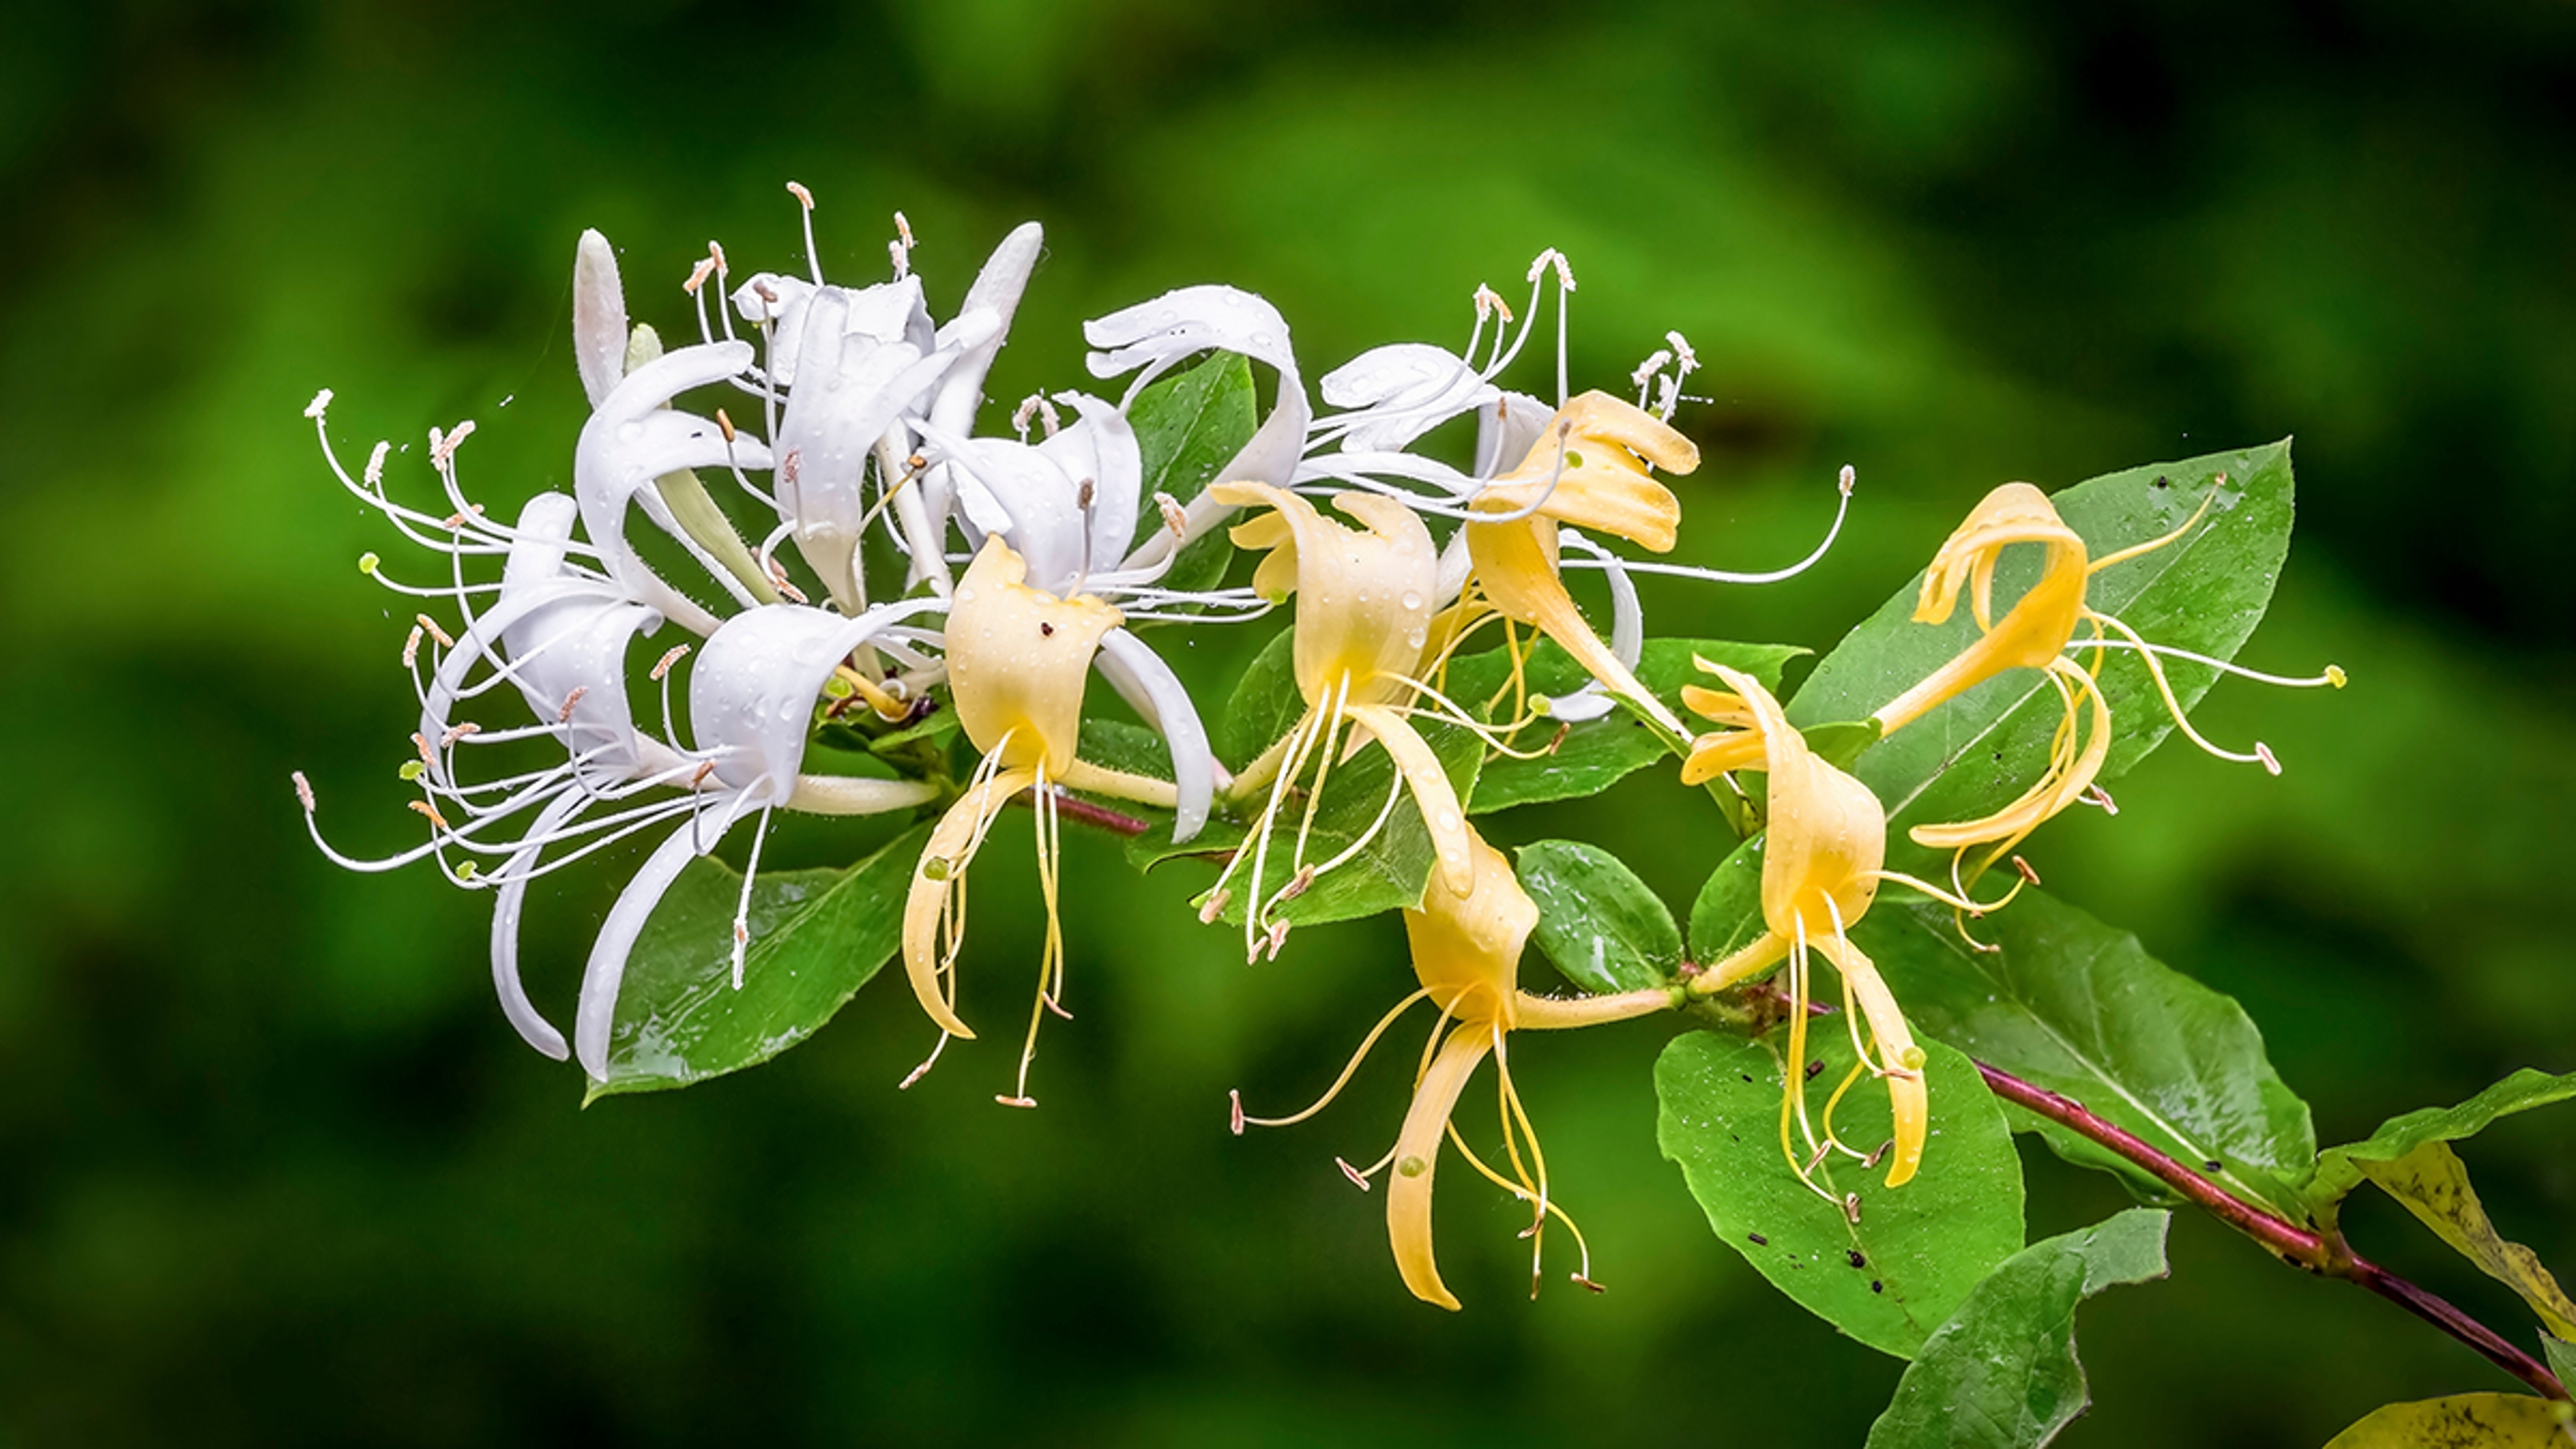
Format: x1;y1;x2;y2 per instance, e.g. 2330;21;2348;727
1739;1073;1754;1083
1870;1280;1884;1294
2204;1160;2223;1172
1805;1060;1826;1081
2152;474;2170;489
1847;1250;1867;1269
1748;1232;1768;1246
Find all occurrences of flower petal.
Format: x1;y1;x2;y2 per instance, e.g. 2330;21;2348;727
574;794;758;1081
572;229;628;409
1095;627;1215;842
1387;1025;1495;1311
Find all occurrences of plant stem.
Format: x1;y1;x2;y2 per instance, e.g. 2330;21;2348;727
1010;788;1152;838
1976;1061;2569;1403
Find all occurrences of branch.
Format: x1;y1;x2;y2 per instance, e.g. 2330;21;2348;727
1977;1061;2569;1403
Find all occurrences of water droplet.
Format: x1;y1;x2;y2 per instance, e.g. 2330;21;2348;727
1399;591;1424;612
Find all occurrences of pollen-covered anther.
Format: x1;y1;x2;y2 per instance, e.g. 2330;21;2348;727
995;1094;1038;1109
2255;741;2282;776
556;686;588;724
411;732;435;766
401;627;423;669
765;559;810;604
408;799;450;830
1862;1138;1894;1171
1155;491;1187;537
1527;247;1576;290
1228;1089;1246;1136
714;409;736;443
363;442;389;487
2012;855;2042;886
1572;1274;1607;1295
1265;918;1293;961
1472;282;1513;324
649;644;692;681
304;389;333;420
1666;330;1698;371
683;255;718;294
894;211;915;249
1337;1157;1374;1192
429;419;474;468
438;721;480;749
785;180;815;211
2084;784;2120;816
1843;1193;1864;1225
1276;865;1319;904
414;613;455;649
1838;464;1857;498
688;761;718;789
292;771;317;812
1196;888;1230;925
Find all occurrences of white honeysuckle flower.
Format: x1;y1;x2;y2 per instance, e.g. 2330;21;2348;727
1084;285;1310;572
573;229;631;409
914;405;1231;841
572;599;946;1081
574;339;775;635
918;221;1047;568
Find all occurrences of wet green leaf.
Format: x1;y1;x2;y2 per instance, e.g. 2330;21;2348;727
1218;627;1304;769
1866;1209;2171;1449
1851;890;2315;1218
1686;836;1766;967
1516;840;1682;994
1657;1030;2025;1358
2322;1394;2573;1448
1128;350;1258;551
588;823;932;1102
1443;637;1804;814
1789;442;2299;869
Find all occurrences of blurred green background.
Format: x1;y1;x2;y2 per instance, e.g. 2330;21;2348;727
3;1;2571;1444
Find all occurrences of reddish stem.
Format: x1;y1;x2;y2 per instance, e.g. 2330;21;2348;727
1977;1061;2568;1403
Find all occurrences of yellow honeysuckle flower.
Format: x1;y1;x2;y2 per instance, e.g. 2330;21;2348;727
1233;827;1674;1309
902;537;1183;1105
1870;482;2342;883
1202;482;1483;959
1684;663;1945;1196
1454;390;1701;737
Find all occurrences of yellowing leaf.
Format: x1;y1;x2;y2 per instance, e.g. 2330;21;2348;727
2322;1393;2573;1448
2357;1142;2576;1341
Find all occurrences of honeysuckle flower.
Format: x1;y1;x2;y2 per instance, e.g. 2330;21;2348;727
1870;482;2343;881
900;537;1185;1105
1083;285;1309;572
1232;828;1674;1309
1455;390;1699;736
572;598;943;1081
1201;482;1489;959
574;336;775;637
1683;664;1955;1197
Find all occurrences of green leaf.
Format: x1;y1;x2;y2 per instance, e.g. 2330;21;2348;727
1516;840;1683;994
1218;627;1304;769
2322;1395;2574;1448
2544;1336;2576;1396
1128;350;1258;552
1128;718;1484;931
1851;890;2316;1218
1656;1030;2025;1358
1686;836;1766;967
1077;716;1178;785
2311;1069;2576;1216
1865;1209;2171;1449
1789;442;2297;865
587;823;932;1102
1442;637;1805;814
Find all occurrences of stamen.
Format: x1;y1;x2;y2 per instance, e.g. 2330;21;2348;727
899;1032;950;1089
2255;741;2282;775
2012;855;2041;886
415;613;455;649
650;645;692;681
2084;783;2119;814
1843;1193;1864;1225
304;389;333;420
556;686;588;724
1228;1089;1245;1136
995;1095;1038;1109
292;771;316;812
1155;492;1187;538
402;627;423;669
1238;987;1432;1130
785;180;822;286
1337;1157;1373;1191
409;799;450;830
1196;888;1230;925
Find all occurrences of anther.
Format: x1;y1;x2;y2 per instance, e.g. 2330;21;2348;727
364;442;388;487
1472;282;1513;323
707;240;728;276
1042;992;1073;1022
2255;741;2282;776
894;211;915;249
411;733;436;766
1862;1139;1893;1171
415;614;455;649
1803;1140;1834;1175
651;644;692;681
1155;492;1187;538
1838;464;1857;498
1228;1089;1245;1136
1264;919;1293;961
304;389;333;420
1275;865;1317;904
438;722;480;748
753;278;780;305
291;771;316;812
995;1095;1038;1110
1337;1157;1373;1191
401;627;423;669
1843;1193;1864;1225
1805;1059;1827;1081
2012;855;2041;886
786;180;816;213
1666;330;1698;370
766;559;809;604
1196;888;1230;924
689;761;718;788
409;800;450;830
557;686;588;724
715;409;736;443
430;419;474;468
781;449;801;485
2083;783;2120;815
684;256;718;294
1572;1274;1607;1294
1630;349;1671;393
1076;478;1095;511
